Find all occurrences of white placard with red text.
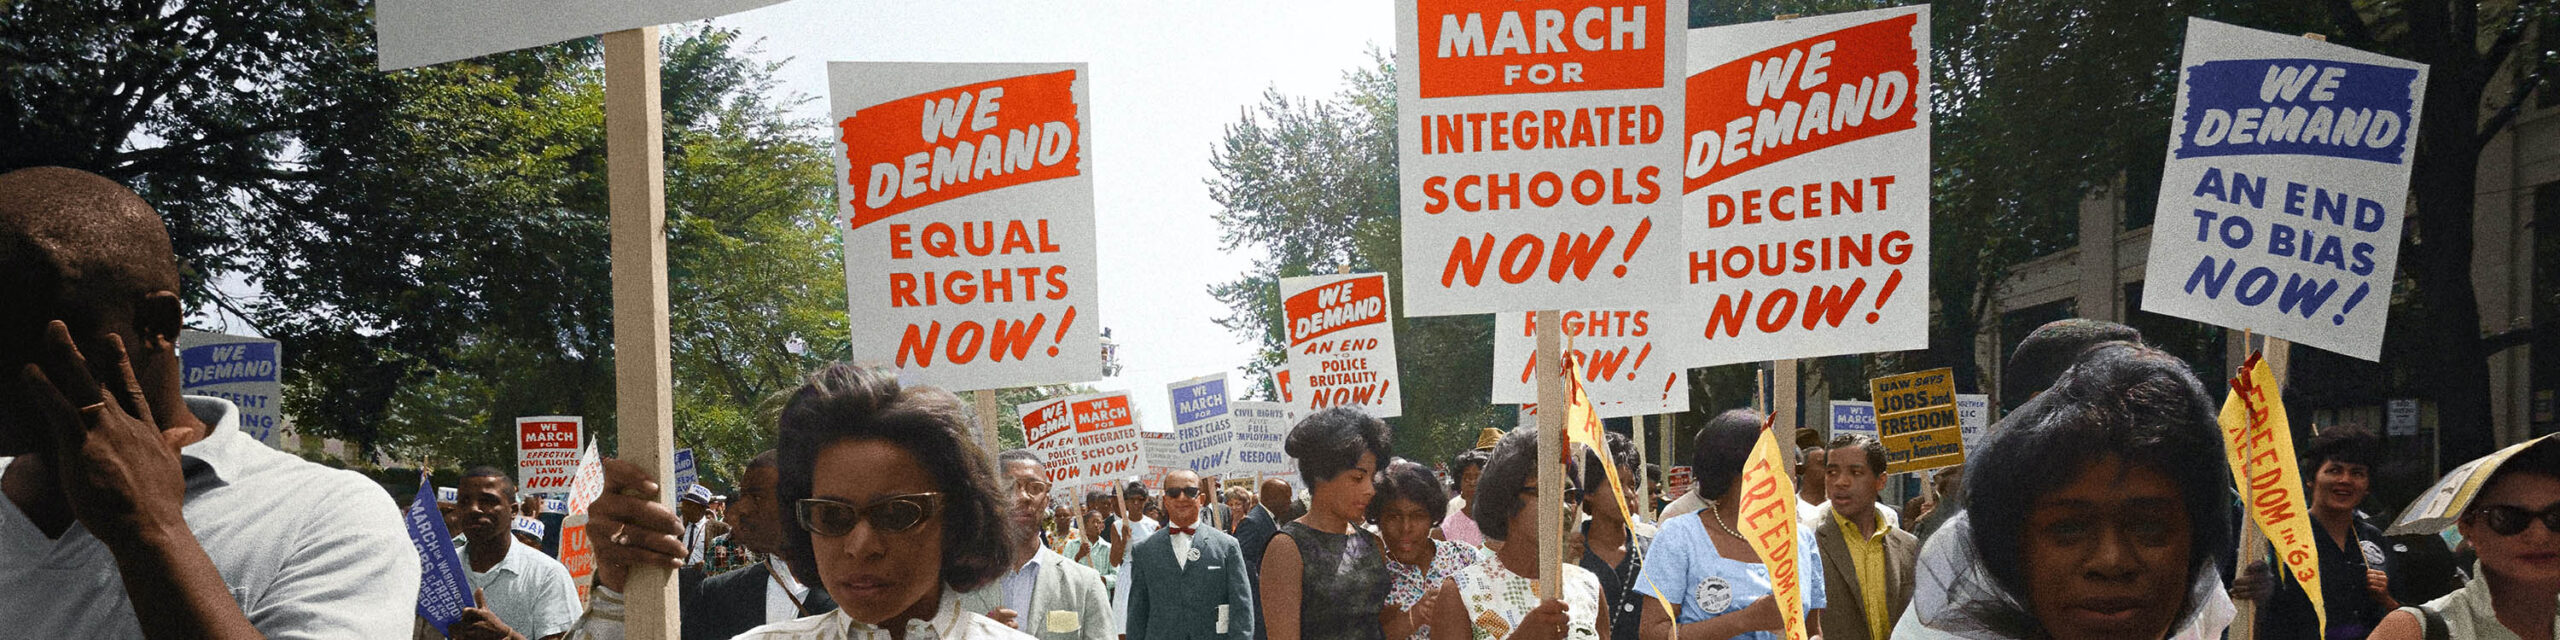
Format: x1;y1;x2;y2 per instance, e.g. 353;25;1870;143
515;416;583;498
1679;6;1931;366
1491;309;1694;417
1398;0;1690;315
376;0;794;70
1017;391;1144;500
834;62;1100;391
1278;273;1404;418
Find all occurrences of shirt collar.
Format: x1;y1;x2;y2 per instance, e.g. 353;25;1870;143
176;395;250;484
1829;503;1891;542
843;586;967;637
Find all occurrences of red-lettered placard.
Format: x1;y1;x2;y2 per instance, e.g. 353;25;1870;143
1398;0;1687;316
1491;308;1692;418
835;62;1100;392
1071;393;1143;480
840;70;1083;229
1279;273;1403;418
1677;7;1931;367
1682;13;1919;190
1415;0;1667;98
1021;396;1080;499
515;416;583;497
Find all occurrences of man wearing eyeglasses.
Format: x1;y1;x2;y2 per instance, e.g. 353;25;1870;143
1125;470;1255;640
683;450;837;640
959;449;1113;639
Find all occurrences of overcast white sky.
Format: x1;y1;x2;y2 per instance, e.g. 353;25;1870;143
715;1;1395;428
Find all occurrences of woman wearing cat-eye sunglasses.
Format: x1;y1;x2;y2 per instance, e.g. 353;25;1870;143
2369;437;2560;640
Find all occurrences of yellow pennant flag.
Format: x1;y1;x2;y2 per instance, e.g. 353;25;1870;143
2220;351;2324;632
1561;355;1636;522
1735;422;1809;640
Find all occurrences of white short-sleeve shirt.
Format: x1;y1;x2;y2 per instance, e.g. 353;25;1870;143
461;536;583;638
0;396;422;638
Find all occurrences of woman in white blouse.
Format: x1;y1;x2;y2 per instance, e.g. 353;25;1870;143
573;363;1033;640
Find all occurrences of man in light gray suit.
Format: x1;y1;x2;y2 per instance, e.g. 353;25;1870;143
961;449;1114;640
1125;470;1254;640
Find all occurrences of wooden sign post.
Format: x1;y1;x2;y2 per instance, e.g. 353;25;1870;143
974;390;1003;464
1533;311;1565;599
2229;332;2291;640
602;25;678;639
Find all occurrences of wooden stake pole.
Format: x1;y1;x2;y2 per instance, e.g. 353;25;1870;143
1634;414;1652;524
1533;310;1565;599
974;390;1003;463
602;25;676;640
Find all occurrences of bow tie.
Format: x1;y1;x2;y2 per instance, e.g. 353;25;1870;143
1168;526;1197;535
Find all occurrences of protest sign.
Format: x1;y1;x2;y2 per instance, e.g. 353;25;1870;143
2139;19;2428;361
1140;430;1180;491
672;448;697;493
1020;397;1081;499
1735;425;1809;640
1021;392;1144;496
834;62;1100;391
1679;6;1932;366
1167;374;1238;476
1228;401;1299;486
406;473;472;635
2388;398;2420;437
179;330;286;448
2221;351;2326;629
559;516;596;603
376;0;794;70
1278;273;1403;417
1492;309;1694;417
516;416;584;497
1664;465;1694;500
1829;400;1875;439
1955;394;1989;454
565;442;605;516
1868;368;1963;474
1396;0;1690;315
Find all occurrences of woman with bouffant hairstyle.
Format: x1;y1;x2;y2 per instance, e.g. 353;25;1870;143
757;363;1030;638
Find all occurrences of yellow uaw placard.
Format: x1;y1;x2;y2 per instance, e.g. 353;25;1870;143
2220;351;2325;632
1735;424;1809;640
1869;367;1966;474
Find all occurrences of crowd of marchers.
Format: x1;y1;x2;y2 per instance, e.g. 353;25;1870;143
3;166;2556;640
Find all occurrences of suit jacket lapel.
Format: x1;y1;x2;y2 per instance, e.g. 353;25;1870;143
1814;512;1867;628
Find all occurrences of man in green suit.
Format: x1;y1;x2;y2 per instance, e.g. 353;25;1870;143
1124;470;1254;640
961;449;1114;640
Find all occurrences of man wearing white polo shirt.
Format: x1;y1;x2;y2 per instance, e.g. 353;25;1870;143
452;466;580;640
0;167;419;638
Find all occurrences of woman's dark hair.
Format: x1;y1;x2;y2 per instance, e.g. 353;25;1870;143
1286;406;1393;484
1448;449;1492;494
1370;457;1449;524
1474;428;1546;541
1959;342;2229;635
2301;425;2381;473
1579;431;1639;496
1689;408;1766;501
777;362;1016;593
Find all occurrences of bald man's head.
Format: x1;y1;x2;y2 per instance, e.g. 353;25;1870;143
1259;477;1291;508
0;167;192;454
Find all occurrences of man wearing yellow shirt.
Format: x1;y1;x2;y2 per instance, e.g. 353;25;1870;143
1814;434;1916;640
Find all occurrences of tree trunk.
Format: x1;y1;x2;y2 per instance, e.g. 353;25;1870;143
2403;20;2499;466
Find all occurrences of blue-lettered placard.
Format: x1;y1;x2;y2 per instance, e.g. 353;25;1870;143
1164;373;1237;477
178;330;286;448
2141;19;2428;361
406;472;471;635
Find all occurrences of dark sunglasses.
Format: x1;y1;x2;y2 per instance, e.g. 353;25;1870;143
2472;504;2560;536
1163;487;1204;499
795;492;944;537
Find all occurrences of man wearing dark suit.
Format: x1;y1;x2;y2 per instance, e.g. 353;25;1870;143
1126;471;1255;640
1232;478;1289;640
960;450;1114;640
681;451;837;640
1813;435;1917;640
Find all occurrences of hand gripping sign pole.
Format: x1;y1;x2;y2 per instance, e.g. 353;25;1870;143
603;27;680;637
1534;310;1565;600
